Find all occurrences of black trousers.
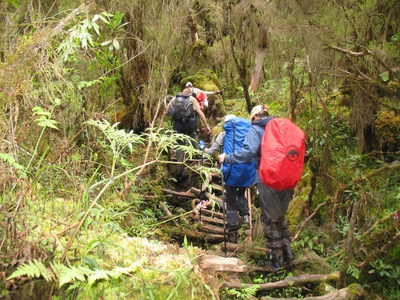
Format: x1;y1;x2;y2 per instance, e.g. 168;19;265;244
257;182;293;249
225;185;249;232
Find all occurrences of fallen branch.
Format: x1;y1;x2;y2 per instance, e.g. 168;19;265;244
260;284;364;299
159;202;180;228
222;272;339;290
197;254;247;273
191;214;225;226
293;201;327;241
161;188;198;198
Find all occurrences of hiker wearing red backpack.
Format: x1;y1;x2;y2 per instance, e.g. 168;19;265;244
186;81;223;111
218;104;305;271
204;114;256;243
165;84;211;146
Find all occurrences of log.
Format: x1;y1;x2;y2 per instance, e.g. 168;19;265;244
204;192;224;207
201;172;213;192
260;284;364;300
165;226;225;243
191;214;225;225
190;187;201;195
191;201;226;219
197;208;225;219
161;188;197;198
249;257;308;272
222;272;340;290
159;202;180;228
219;243;269;255
197;254;248;273
201;223;226;235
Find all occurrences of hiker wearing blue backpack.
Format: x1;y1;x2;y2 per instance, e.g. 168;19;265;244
204;114;256;243
218;104;302;271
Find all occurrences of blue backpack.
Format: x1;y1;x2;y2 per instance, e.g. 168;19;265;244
222;117;256;187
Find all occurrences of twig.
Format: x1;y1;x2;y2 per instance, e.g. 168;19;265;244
293;201;327;241
159;202;180;228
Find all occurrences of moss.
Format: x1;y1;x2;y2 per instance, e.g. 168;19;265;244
182;69;221;91
346;283;364;298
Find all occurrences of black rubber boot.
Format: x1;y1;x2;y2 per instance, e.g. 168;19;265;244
265;248;282;271
241;215;250;224
228;231;238;243
282;245;295;263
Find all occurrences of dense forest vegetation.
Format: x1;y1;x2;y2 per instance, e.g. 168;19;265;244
0;0;399;299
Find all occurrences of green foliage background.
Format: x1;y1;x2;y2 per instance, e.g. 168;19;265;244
0;0;399;299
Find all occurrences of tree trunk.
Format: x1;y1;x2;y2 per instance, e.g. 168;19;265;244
228;8;252;114
250;24;269;93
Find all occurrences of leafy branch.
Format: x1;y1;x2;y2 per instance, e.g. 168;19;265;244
8;259;144;288
26;99;61;174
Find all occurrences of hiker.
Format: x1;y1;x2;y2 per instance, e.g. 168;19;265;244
218;104;295;270
165;86;211;176
203;114;255;243
185;81;222;111
185;82;208;111
165;84;211;141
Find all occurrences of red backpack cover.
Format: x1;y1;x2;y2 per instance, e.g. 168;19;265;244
195;91;206;110
259;118;306;191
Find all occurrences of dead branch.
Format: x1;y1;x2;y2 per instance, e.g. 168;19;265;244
330;45;394;79
201;172;213;191
159;202;180;228
248;256;309;273
201;223;226;235
218;243;269;255
197;254;247;273
192;207;225;219
260;284;364;300
161;188;198;198
192;214;225;226
358;229;400;268
223;272;340;290
293;201;327;241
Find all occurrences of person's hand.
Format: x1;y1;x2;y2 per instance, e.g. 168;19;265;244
218;153;226;164
206;125;211;134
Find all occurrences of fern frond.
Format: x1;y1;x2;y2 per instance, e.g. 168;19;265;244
34;259;54;282
7;259;47;280
59;264;86;287
87;269;113;286
112;260;143;276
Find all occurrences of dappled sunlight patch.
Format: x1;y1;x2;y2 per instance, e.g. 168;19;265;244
107;234;207;270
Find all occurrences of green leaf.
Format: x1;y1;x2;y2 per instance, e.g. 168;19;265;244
59;265;86;287
7;259;45;280
32;106;50;116
87;269;112;286
112;38;120;50
379;71;390;83
35;260;54;282
101;40;113;47
92;22;100;36
0;153;25;171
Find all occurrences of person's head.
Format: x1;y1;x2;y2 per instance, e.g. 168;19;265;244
250;104;269;122
224;114;236;123
182;81;193;93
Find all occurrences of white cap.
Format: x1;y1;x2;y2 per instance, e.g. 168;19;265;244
185;82;193;87
250;104;269;121
224;114;236;123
